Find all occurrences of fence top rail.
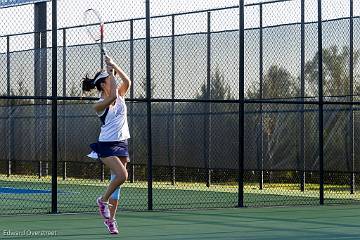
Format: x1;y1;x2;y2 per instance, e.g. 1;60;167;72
2;15;357;45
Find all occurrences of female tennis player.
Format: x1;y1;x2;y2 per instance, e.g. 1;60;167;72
82;55;130;235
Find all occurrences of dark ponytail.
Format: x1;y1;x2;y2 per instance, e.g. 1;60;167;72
82;71;106;92
82;74;95;92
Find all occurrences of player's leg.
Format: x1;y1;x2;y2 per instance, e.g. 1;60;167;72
101;156;128;201
109;173;120;219
96;156;127;219
109;157;128;220
98;156;127;234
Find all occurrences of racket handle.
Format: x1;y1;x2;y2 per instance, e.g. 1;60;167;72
102;48;108;57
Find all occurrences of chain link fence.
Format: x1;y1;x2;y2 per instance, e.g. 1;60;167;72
0;0;360;215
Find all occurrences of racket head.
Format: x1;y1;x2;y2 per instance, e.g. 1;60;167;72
83;8;104;43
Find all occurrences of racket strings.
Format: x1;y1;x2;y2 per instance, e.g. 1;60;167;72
84;8;107;57
84;9;103;42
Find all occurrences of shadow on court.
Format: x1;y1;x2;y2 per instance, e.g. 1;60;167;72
1;205;360;239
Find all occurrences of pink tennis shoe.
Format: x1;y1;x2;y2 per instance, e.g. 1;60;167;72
104;219;119;234
96;196;110;219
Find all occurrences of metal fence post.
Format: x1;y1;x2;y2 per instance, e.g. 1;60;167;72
146;0;153;210
171;14;176;186
129;19;135;184
62;28;67;181
318;0;324;205
6;35;13;177
51;0;58;214
300;0;306;192
238;0;245;208
99;7;105;181
349;0;355;194
205;11;212;188
258;3;264;190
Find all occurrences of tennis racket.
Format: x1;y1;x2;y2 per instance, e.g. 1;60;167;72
83;8;108;58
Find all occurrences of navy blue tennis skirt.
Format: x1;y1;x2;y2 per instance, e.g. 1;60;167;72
89;140;129;158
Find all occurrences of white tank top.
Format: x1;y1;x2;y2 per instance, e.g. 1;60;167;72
96;92;130;142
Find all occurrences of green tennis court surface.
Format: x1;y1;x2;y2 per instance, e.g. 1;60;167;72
1;206;360;239
2;175;360;239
